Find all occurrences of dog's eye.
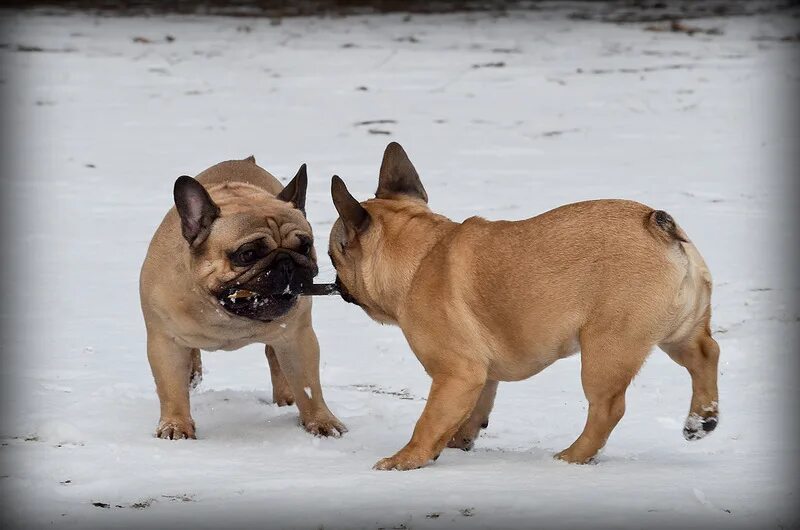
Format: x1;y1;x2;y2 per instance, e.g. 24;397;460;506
237;249;257;263
230;242;266;267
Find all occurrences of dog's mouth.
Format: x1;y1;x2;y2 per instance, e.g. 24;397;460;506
218;287;298;322
217;251;316;322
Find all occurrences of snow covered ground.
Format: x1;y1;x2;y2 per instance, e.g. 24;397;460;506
1;6;798;529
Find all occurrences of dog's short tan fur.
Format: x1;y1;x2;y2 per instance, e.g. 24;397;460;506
140;156;344;440
329;143;719;470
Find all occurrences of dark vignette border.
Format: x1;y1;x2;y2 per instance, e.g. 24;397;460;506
0;1;797;529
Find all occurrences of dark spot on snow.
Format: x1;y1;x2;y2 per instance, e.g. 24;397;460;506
644;20;723;36
395;35;420;43
60;479;72;485
162;493;195;502
472;61;505;68
459;507;475;517
346;384;423;401
753;33;800;43
130;498;156;509
341;42;358;48
14;44;75;53
426;513;441;519
85;163;95;168
355;119;397;126
356;86;369;91
541;128;580;137
368;129;392;135
92;502;110;509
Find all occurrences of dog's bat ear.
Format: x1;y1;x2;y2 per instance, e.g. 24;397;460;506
332;175;370;236
174;175;220;247
375;142;428;203
276;163;308;215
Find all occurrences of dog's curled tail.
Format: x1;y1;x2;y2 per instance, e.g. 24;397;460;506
648;209;689;244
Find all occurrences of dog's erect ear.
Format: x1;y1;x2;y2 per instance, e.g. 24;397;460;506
332;175;370;237
375;142;428;203
276;163;308;215
174;175;220;247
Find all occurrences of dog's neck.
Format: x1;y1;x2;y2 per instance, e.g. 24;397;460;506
361;201;457;323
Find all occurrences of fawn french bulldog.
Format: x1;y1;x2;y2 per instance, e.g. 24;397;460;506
328;142;718;470
140;156;345;440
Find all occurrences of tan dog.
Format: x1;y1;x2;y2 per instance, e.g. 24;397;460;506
140;156;345;440
328;142;719;470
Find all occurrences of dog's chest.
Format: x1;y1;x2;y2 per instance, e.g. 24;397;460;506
166;303;270;351
174;327;262;351
487;335;581;381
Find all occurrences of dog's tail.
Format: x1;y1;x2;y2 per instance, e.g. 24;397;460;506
647;209;689;244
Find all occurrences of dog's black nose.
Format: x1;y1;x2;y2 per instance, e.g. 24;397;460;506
277;254;295;281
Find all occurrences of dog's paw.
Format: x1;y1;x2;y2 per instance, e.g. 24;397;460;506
373;449;434;471
554;448;596;465
155;418;196;440
683;412;718;441
447;435;475;451
273;389;295;407
447;420;485;451
301;414;347;438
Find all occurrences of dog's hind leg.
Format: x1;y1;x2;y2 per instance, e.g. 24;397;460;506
266;345;294;407
447;379;498;451
189;348;202;390
660;311;720;441
556;331;651;464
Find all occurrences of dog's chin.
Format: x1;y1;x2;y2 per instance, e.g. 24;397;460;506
217;288;298;322
334;276;361;307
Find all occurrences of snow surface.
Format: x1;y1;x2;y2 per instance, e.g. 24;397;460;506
1;7;798;529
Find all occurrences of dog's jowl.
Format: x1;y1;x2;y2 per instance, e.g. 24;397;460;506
140;156;345;440
329;142;718;470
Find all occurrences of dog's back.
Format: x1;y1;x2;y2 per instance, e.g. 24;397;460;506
194;156;283;195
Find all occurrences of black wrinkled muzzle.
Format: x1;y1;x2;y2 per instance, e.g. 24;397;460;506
218;250;318;322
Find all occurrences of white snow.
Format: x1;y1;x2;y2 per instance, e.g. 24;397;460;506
1;7;797;529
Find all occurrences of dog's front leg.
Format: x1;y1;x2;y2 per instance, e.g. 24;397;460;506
271;325;347;438
448;379;498;451
147;331;196;440
374;367;487;471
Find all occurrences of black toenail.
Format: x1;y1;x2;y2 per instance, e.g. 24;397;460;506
481;421;489;429
702;417;718;432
